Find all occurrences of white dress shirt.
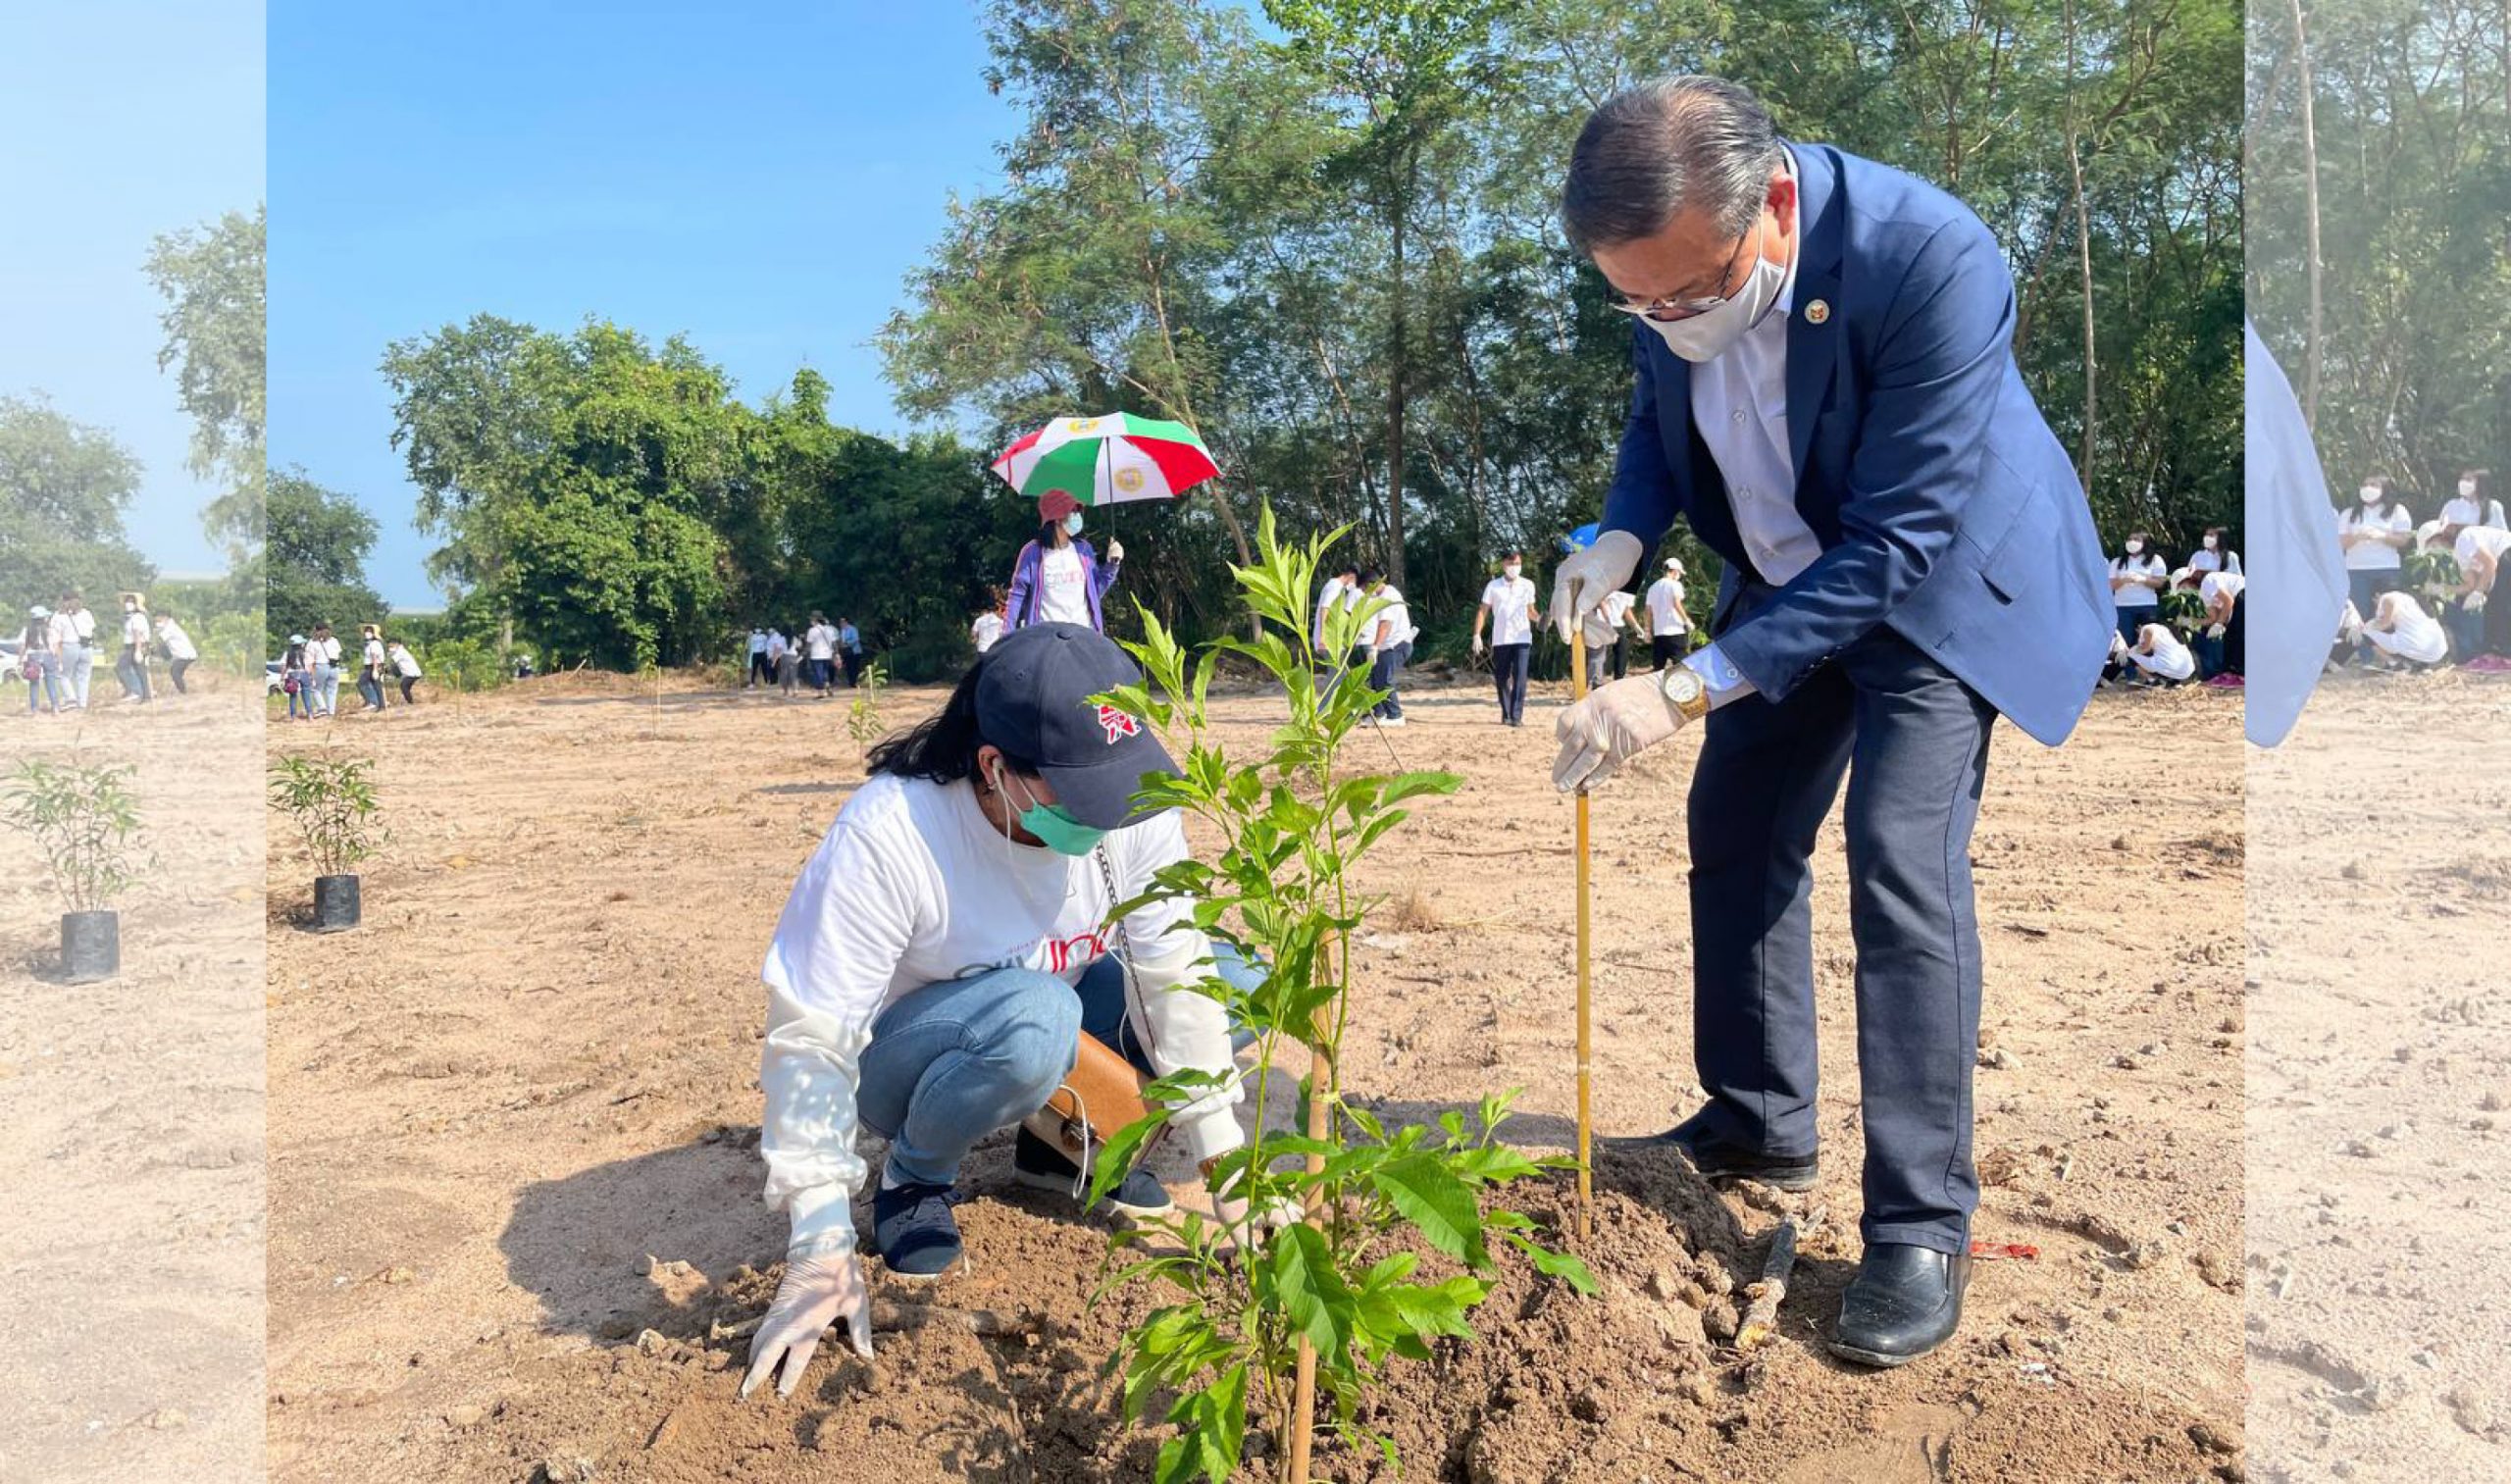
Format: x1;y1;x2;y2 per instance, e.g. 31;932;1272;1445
1676;146;1819;710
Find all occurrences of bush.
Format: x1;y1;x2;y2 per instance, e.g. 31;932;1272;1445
2;758;150;912
268;755;388;877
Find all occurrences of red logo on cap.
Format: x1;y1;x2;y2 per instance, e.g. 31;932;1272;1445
1097;704;1140;743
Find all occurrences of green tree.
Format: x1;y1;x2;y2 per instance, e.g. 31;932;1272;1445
268;468;389;650
145;205;268;600
0;394;156;605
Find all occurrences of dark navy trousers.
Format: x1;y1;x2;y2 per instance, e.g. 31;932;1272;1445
1685;607;1996;1256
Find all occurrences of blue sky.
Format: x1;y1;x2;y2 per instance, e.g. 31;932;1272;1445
272;1;1027;607
0;1;265;579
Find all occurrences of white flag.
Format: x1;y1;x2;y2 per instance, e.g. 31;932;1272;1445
2242;320;2347;746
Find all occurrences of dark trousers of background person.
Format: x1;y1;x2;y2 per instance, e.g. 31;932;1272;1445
1652;633;1690;669
1491;642;1530;724
115;645;151;701
2225;591;2245;675
397;675;419;704
810;657;833;693
358;669;387;710
1321;643;1369;704
168;657;191;694
748;652;771;687
1583;638;1627;689
842;649;864;689
1366;640;1410;720
2114;605;2155;647
2485;589;2511;658
1687;586;1996;1256
2347;569;2398;625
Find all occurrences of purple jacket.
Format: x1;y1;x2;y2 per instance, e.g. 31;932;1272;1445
1006;537;1122;632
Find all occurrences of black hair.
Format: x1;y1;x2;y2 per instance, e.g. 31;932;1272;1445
2117;533;2157;565
2346;476;2407;525
1562;76;1783;252
866;657;1038;786
1358;566;1384;588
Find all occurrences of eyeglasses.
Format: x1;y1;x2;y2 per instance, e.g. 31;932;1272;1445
1609;215;1762;322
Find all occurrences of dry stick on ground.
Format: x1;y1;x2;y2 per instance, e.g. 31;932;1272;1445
1735;1205;1828;1352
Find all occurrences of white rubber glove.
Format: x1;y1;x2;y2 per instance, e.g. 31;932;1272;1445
2206;624;2227;640
1553;672;1688;792
1470;633;1487;656
1106;537;1124;563
741;1247;874;1401
2468;591;2488;613
1549;531;1644;644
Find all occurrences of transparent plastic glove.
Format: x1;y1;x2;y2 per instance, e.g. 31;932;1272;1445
1105;537;1124;563
1549;531;1643;644
740;1247;874;1401
1553;672;1686;792
2206;624;2227;640
2468;591;2488;613
1470;633;1487;656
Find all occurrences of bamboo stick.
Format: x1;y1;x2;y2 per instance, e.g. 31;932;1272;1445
1569;588;1594;1242
1285;1036;1333;1484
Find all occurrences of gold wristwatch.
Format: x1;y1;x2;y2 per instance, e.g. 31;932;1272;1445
1658;662;1712;722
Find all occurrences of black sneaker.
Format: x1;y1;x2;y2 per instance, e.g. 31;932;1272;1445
871;1180;967;1279
1013;1125;1174;1217
1603;1106;1819;1193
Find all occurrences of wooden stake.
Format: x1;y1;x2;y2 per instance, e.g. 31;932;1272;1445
1568;590;1594;1242
1285;1035;1333;1484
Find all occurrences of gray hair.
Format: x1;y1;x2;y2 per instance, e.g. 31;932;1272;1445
1561;76;1783;252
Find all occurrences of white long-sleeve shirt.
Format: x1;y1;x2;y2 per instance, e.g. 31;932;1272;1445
758;773;1243;1255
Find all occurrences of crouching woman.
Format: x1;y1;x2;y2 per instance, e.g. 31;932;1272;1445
742;621;1266;1400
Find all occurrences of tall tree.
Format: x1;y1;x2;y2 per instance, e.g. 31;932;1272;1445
0;394;156;603
145;205;267;595
267;467;387;649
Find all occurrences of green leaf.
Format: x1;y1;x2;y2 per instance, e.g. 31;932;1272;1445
1084;1102;1172;1211
1371;1151;1488;1268
1267;1221;1358;1367
1501;1230;1601;1295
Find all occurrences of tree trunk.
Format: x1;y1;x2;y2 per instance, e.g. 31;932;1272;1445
2065;0;2097;492
1385;184;1409;591
2290;0;2324;428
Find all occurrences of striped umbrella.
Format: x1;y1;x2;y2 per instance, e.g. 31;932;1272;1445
989;412;1220;508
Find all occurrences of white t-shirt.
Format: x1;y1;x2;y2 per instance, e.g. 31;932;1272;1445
1645;575;1690;636
2186;547;2242;578
2129;624;2195;680
748;631;768;655
1582;588;1637;646
2367;594;2448;664
805;625;836;661
62;608;94;643
1038;544;1090;627
2454;525;2511;568
319;636;342;664
2339;503;2412;570
2110;554;2168;608
122;610;148;646
2198;571;2245;608
971;612;1005;653
1480;575;1538;646
46;612;75;648
157;622;197;661
2440;496;2507;532
390;645;422;678
766;632;787;660
362;639;385;670
1367;586;1416;647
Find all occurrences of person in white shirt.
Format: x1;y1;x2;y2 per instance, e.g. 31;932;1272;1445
1580;586;1644;689
356;624;390;711
746;627;771;689
1644;556;1693;669
113;594;153;703
803;614;838;695
2121;621;2195;685
2436;469;2507;547
2196;570;2244;680
2107;534;2170;645
970;589;1007;655
741;623;1282;1401
1313;564;1358;661
309;622;344;717
1469;550;1541;726
1358;567;1415;725
2450;522;2511;661
50;590;97;710
2337;477;2415;622
764;628;789;690
1008;488;1122;634
153;613;199;694
2174;528;2242;591
2345;589;2448;669
21;606;61;715
386;640;424;704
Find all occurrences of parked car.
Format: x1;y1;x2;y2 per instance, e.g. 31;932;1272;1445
1;638;22;684
266;659;286;695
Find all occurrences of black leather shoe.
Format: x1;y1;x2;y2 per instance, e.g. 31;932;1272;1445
1601;1107;1819;1192
1828;1243;1972;1367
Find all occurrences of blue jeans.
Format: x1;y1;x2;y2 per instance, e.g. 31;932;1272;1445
115;648;151;701
313;663;339;715
2348;569;2396;623
1368;640;1411;719
62;643;93;708
26;665;60;713
2114;606;2154;646
855;940;1261;1188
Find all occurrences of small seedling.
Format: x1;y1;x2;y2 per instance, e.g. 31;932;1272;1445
1086;507;1594;1484
2;759;148;911
268;755;388;877
846;660;889;753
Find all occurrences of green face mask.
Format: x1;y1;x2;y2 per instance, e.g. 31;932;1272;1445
1001;768;1107;856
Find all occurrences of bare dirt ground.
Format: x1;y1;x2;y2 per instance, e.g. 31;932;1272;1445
265;671;2243;1483
0;685;266;1481
2246;670;2511;1481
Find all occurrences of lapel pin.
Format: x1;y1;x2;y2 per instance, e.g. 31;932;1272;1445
1805;299;1831;325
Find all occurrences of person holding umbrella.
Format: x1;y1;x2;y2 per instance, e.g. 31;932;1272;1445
1007;488;1124;633
991;412;1223;635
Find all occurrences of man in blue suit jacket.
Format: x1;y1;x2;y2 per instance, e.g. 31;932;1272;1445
1547;77;2111;1367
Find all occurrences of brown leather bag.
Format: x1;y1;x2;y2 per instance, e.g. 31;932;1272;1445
1026;1032;1153;1162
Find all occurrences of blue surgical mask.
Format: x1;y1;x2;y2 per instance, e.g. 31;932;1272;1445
1062;511;1086;537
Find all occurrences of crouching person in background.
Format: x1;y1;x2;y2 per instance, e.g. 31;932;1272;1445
741;622;1285;1401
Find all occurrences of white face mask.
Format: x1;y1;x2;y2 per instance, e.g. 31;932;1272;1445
2462;479;2479;498
1636;218;1785;365
2202;535;2218;551
2360;486;2383;504
1502;563;1521;579
2125;541;2144;556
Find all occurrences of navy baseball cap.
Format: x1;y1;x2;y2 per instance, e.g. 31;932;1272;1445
974;623;1178;830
